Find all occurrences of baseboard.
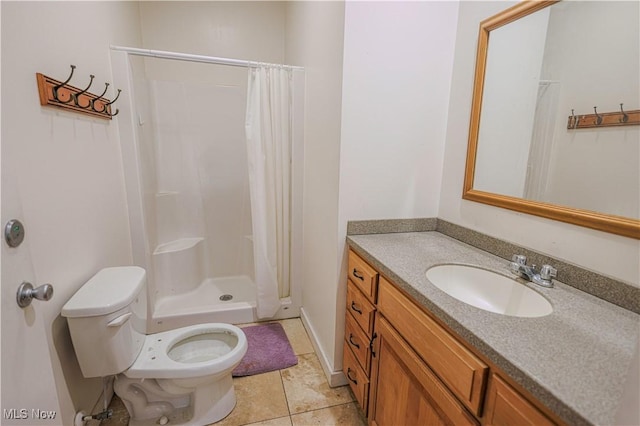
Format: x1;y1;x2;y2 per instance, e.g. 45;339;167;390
299;308;348;387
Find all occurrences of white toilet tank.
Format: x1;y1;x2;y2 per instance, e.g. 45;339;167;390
62;266;147;378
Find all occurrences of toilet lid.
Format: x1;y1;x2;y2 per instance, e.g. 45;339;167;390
62;267;146;317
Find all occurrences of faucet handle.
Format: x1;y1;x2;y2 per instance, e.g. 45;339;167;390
510;254;527;275
512;254;527;265
540;265;557;281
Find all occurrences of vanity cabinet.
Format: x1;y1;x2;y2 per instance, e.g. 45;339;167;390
344;249;560;426
343;250;379;415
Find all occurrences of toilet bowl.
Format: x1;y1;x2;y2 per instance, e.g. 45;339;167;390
115;323;247;425
62;267;248;426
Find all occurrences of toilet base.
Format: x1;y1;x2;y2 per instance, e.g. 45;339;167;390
116;373;237;426
191;375;237;425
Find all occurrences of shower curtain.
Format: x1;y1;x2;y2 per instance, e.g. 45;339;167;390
245;66;292;319
524;81;560;200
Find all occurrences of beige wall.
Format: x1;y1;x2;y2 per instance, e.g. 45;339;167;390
336;0;459;375
285;1;347;384
438;1;640;287
139;1;285;63
1;1;142;424
285;0;460;383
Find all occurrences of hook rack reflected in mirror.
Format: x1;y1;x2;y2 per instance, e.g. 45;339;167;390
567;104;639;129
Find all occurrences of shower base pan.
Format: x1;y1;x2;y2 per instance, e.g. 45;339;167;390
151;276;257;332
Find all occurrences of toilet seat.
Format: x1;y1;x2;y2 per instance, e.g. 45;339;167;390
124;323;247;380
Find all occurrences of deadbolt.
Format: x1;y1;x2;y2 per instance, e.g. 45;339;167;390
4;219;25;248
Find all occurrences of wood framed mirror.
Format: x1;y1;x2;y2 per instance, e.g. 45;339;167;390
463;0;640;239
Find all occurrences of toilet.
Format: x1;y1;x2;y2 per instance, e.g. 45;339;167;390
62;266;247;426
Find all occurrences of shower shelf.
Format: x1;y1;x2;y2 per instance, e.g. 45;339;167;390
154;237;204;255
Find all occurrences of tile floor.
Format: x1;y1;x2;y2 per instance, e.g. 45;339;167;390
101;318;367;426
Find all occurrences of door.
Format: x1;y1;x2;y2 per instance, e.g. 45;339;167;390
1;168;61;424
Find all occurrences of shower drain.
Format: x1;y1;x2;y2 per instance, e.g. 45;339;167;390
219;294;233;301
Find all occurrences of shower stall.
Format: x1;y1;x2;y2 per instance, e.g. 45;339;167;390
110;47;304;332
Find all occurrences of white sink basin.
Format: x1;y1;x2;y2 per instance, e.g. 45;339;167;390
426;264;552;318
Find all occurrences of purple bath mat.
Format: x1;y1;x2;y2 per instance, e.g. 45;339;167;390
232;322;298;377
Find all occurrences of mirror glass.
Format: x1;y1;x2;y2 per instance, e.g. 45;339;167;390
464;1;640;238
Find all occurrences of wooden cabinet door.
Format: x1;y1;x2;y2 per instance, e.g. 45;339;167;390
484;375;555;426
369;317;478;426
378;277;488;415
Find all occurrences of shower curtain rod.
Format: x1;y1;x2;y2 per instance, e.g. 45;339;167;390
110;45;304;70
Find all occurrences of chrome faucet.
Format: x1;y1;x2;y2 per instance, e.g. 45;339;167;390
510;255;556;288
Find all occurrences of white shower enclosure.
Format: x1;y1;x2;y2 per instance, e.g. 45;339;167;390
111;48;304;332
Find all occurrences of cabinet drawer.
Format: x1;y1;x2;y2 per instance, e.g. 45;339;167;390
348;250;379;302
345;310;372;375
378;277;488;416
485;375;555;426
346;279;376;336
343;340;370;414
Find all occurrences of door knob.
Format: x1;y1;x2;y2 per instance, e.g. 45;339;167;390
16;282;53;308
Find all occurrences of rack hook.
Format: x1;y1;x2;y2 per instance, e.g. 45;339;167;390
569;109;577;128
593;106;603;125
52;65;76;104
73;75;95;108
104;89;121;117
569;109;575;127
90;83;110;112
569;109;580;129
619;103;629;123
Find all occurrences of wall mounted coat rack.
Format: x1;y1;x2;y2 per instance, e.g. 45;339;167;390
36;65;121;120
567;104;639;129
